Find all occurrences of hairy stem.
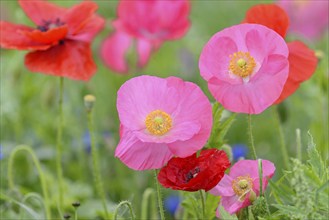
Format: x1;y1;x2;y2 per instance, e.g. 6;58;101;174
273;107;290;169
154;170;165;220
247;114;257;159
114;201;135;220
87;110;110;219
199;190;205;220
56;77;64;210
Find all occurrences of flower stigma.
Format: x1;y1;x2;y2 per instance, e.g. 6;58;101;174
232;175;254;201
145;110;172;136
229;51;256;78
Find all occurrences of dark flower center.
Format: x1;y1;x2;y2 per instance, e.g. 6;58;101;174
37;18;65;32
185;167;200;183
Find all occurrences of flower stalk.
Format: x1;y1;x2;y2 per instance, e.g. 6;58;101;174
273;106;290;169
114;201;135;220
199;190;205;220
153;169;165;220
56;77;65;210
85;95;110;219
247;114;257;159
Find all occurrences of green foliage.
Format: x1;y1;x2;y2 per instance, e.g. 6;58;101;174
206;103;236;149
271;133;329;220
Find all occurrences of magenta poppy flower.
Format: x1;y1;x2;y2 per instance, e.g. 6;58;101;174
210;159;275;215
277;0;329;40
101;30;152;74
101;0;190;74
0;0;104;81
115;75;212;170
199;24;289;114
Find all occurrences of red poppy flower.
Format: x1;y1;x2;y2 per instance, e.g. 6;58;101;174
243;4;317;104
158;149;230;192
0;0;104;81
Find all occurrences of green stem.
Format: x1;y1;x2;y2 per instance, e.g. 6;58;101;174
199;190;205;220
273;107;290;169
114;201;135;220
8;145;51;219
141;188;156;220
153;170;165;220
56;77;64;210
258;159;263;196
247;114;257;159
296;129;302;161
87;110;110;219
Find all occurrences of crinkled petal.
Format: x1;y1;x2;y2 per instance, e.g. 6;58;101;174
67;14;105;42
230;159;275;180
199;36;238;82
25;40;96;81
115;127;173;170
0;21;51;50
117;75;179;131
209;174;235;196
221;196;244;215
19;0;66;25
63;1;98;36
286;41;317;82
24;25;68;44
243;4;289;38
101;31;132;73
134;120;200;143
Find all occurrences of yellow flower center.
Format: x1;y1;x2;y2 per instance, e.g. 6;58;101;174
229;51;256;78
145;110;172;136
232;175;253;201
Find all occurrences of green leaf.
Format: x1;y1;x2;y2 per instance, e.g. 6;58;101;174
204;194;220;220
307;132;325;180
218;205;238;220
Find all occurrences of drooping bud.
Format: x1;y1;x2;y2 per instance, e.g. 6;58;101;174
72;201;81;208
63;213;71;219
221;144;233;162
84;95;96;112
249;189;257;202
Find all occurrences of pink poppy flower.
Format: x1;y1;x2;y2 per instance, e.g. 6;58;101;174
101;30;152;74
210;159;275;215
199;24;289;114
101;0;190;74
115;75;212;170
277;0;329;40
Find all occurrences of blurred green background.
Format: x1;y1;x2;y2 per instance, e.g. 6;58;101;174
0;0;328;219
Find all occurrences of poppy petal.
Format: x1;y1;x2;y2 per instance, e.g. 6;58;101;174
137;38;153;68
25;40;96;81
286;41;318;82
243;4;289;38
101;31;132;73
275;41;317;104
18;0;66;26
67;14;105;43
63;1;98;36
24;25;68;44
0;21;51;50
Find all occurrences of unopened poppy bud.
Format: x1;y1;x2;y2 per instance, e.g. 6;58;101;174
63;213;71;219
315;50;324;60
72;201;80;208
249;189;257;202
84;95;96;112
221;144;233;161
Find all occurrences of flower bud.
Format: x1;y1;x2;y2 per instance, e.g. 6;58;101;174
72;201;80;208
221;144;233;161
249;189;257;202
84;95;96;112
63;213;71;219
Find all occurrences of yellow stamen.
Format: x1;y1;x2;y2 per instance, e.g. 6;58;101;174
145;110;172;136
232;175;253;201
229;51;256;78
